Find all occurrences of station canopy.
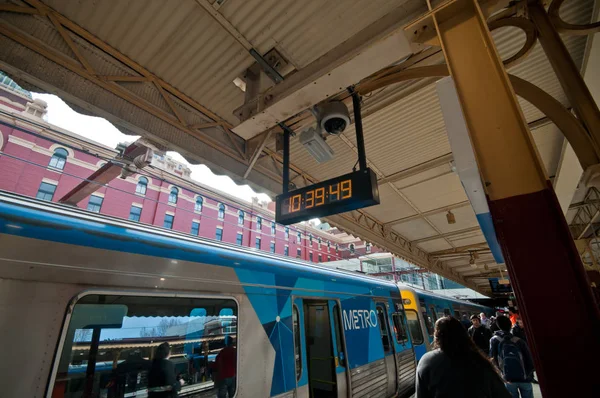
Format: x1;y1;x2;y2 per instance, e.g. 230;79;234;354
0;0;596;295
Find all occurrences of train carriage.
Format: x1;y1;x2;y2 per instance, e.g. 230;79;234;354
399;286;492;361
0;191;418;398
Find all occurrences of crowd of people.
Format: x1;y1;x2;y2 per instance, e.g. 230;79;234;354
416;308;536;398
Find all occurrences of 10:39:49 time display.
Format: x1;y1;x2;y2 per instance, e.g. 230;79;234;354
286;180;352;214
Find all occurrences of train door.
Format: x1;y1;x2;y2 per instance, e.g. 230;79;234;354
390;300;417;397
328;301;349;397
375;302;397;396
302;299;348;398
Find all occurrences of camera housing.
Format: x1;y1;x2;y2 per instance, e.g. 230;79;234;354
318;101;350;135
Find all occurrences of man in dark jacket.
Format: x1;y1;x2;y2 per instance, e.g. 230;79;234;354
468;315;493;353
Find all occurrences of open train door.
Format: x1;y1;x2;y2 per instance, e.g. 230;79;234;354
296;298;349;398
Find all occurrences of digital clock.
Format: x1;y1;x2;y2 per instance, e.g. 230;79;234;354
275;168;380;225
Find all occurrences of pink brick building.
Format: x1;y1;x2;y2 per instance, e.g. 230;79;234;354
0;79;379;263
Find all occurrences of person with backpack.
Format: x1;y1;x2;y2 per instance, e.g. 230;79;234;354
489;316;535;398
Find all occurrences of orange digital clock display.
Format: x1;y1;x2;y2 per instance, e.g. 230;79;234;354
286;180;352;214
275;169;380;225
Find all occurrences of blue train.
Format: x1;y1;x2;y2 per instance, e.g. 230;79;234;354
0;191;491;397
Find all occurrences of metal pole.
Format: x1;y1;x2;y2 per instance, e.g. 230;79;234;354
282;127;290;193
351;91;368;171
529;2;600;146
432;1;600;396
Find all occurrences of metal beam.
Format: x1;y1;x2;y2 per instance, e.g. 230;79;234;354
385;200;470;226
231;3;420;139
411;226;482;245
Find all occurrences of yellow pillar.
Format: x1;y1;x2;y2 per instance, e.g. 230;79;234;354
430;1;600;396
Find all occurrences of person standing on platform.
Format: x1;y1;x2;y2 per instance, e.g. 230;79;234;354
416;316;510;398
511;318;526;342
460;314;472;330
148;342;183;398
468;315;493;353
508;308;519;326
480;312;491;328
490;316;535;398
214;336;236;398
490;311;503;333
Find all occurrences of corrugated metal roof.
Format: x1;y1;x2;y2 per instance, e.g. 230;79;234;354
42;0;425;125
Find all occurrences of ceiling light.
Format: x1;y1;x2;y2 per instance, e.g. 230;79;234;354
446;211;456;224
233;77;246;92
160;277;165;281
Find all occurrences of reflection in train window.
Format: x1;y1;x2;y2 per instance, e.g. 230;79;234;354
430;305;438;322
50;294;238;398
392;313;408;343
405;311;424;345
376;305;392;353
422;311;434;336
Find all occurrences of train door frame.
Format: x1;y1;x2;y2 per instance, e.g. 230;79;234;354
375;301;397;396
294;297;350;398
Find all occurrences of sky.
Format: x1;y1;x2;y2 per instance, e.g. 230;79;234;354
32;93;273;204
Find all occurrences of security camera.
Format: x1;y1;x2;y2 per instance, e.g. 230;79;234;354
318;101;350;135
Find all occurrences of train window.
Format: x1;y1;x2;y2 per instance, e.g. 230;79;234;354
405;311;424;345
443;308;451;317
422;311;434;336
429;305;438;322
50;293;238;398
392;313;408;343
293;305;302;381
376;305;392;353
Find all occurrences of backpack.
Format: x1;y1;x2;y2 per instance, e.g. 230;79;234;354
495;335;526;382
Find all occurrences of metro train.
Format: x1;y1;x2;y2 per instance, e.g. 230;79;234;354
0;191;491;398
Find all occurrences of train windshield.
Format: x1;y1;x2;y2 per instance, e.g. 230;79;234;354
50;294;238;398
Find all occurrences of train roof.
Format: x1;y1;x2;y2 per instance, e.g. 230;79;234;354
0;191;398;294
399;284;490;309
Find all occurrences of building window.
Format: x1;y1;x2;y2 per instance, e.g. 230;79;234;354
215;227;223;241
129;205;142;222
285;227;289;240
318;254;322;263
309;234;313;245
48;147;68;170
191;221;200;236
336;243;339;254
327;256;331;261
297;248;301;258
256;216;262;231
218;203;225;219
49;293;238;398
270;242;275;253
284;246;289;256
163;214;174;229
136;177;148;195
36;181;56;201
195;196;203;212
238;210;244;225
327;241;331;251
318;237;322;249
255;237;261;249
309;252;313;262
271;222;276;235
168;187;178;204
297;231;302;243
236;232;243;245
87;195;103;213
366;242;372;253
350;243;355;254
